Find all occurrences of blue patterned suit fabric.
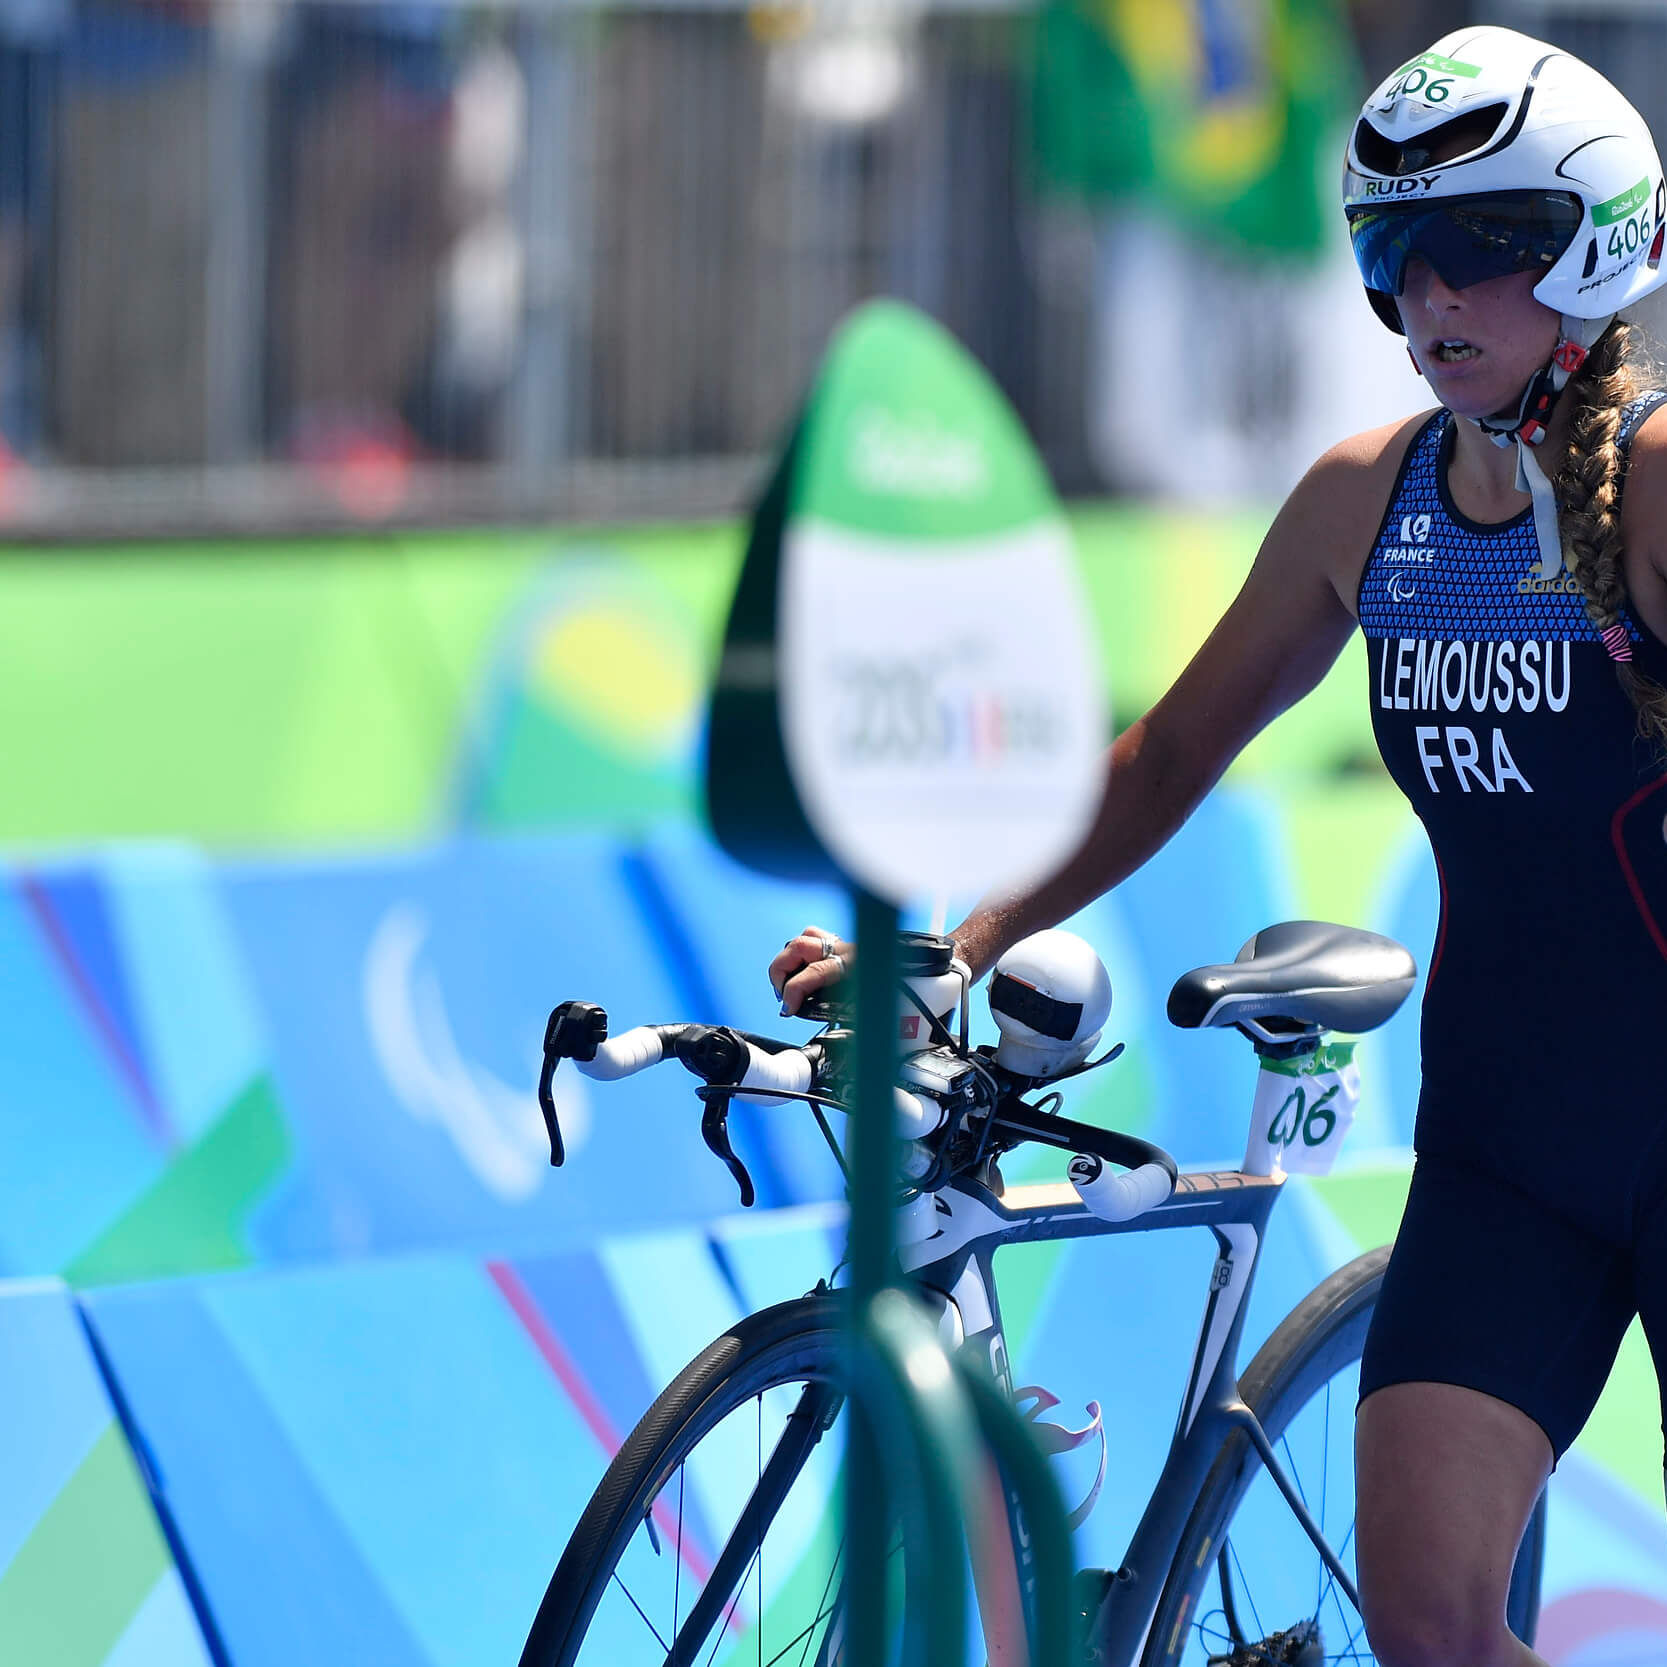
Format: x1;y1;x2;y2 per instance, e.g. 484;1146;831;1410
1355;402;1667;1239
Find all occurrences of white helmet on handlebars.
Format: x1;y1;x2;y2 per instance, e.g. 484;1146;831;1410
988;930;1112;1077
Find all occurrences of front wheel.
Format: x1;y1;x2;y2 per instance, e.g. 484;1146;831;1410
1141;1245;1544;1666
521;1291;854;1667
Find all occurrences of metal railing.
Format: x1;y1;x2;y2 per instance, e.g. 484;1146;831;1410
0;0;1105;534
0;0;1664;536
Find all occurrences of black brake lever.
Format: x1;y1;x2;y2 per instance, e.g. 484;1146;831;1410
674;1026;758;1208
539;1001;608;1167
700;1090;756;1208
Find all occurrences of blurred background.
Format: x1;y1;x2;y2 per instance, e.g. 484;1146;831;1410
4;3;1667;1665
0;0;1664;530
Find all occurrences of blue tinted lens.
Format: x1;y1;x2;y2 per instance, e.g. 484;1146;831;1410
1347;191;1583;297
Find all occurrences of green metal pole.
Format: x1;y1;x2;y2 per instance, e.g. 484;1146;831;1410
845;888;899;1664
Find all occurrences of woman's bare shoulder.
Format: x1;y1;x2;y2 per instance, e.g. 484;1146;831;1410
1303;409;1436;498
1267;410;1436;608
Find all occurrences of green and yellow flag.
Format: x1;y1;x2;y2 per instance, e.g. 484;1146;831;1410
1032;0;1360;259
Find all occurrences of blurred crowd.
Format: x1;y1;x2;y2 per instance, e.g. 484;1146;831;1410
0;0;1653;514
0;0;508;472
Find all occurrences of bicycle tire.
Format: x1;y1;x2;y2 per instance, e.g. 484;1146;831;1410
1140;1244;1545;1665
520;1290;847;1667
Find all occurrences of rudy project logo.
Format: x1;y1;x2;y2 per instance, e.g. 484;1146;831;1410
1361;176;1441;198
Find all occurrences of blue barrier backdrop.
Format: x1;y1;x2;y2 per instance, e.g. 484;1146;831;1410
2;510;1663;1662
4;809;1666;1663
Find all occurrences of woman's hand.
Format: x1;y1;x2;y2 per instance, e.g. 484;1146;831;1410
770;926;853;1016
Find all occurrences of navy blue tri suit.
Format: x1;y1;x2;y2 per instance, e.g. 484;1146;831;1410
1355;393;1667;1471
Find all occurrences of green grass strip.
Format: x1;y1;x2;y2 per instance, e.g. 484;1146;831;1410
0;1423;170;1666
64;1072;289;1287
1306;1162;1413;1255
1577;1320;1662;1504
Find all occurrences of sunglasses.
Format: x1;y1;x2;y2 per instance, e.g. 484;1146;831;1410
1346;189;1584;300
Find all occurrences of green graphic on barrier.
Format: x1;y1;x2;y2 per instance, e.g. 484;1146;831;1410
0;509;1377;850
0;1283;215;1666
63;1073;290;1287
0;1424;172;1665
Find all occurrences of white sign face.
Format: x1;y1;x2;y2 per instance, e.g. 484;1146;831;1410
778;518;1107;904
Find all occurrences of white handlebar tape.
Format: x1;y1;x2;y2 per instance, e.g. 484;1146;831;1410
733;1043;814;1105
573;1026;666;1081
1066;1152;1174;1223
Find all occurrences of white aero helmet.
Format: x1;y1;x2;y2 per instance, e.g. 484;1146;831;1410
987;929;1111;1078
1344;27;1667;579
1346;27;1666;334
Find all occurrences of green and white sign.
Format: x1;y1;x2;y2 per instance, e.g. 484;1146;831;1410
706;301;1106;902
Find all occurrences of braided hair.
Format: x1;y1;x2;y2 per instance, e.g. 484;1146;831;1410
1555;319;1667;751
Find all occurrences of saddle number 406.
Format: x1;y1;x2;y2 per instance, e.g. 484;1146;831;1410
1268;1082;1339;1149
1248;1043;1359;1178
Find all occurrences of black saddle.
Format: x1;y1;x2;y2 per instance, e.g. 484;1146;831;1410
1167;920;1416;1037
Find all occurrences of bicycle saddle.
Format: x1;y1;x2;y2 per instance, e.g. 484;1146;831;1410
1166;920;1416;1035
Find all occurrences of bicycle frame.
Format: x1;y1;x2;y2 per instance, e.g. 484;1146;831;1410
900;1162;1354;1664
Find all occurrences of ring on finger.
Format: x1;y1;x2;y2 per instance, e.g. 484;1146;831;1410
819;936;841;964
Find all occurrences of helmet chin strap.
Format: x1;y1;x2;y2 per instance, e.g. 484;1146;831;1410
1463;313;1613;581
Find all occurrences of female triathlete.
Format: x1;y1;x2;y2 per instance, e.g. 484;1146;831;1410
772;27;1667;1667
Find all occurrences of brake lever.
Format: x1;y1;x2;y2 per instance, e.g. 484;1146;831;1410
539;1001;608;1167
700;1090;757;1208
676;1026;758;1208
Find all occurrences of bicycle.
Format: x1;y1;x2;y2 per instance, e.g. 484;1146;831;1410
521;919;1546;1666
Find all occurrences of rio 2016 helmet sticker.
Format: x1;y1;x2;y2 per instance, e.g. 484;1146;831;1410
1343;26;1667;326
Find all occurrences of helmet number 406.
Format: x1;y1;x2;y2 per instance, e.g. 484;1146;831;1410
1390;67;1454;105
1608;211;1651;261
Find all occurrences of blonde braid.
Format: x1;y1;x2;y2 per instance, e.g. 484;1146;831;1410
1555;319;1667;751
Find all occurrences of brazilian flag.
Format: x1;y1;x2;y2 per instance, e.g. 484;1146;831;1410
1031;0;1360;259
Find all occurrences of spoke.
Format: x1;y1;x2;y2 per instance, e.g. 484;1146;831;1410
764;1598;842;1667
676;1467;685;1642
1315;1519;1360;1638
1299;1507;1366;1665
703;1546;763;1667
1320;1373;1333;1620
610;1569;671;1654
1278;1434;1312;1513
674;1379;837;1667
1226;1537;1268;1650
1326;1570;1372;1665
758;1394;764;1667
796;1536;846;1667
